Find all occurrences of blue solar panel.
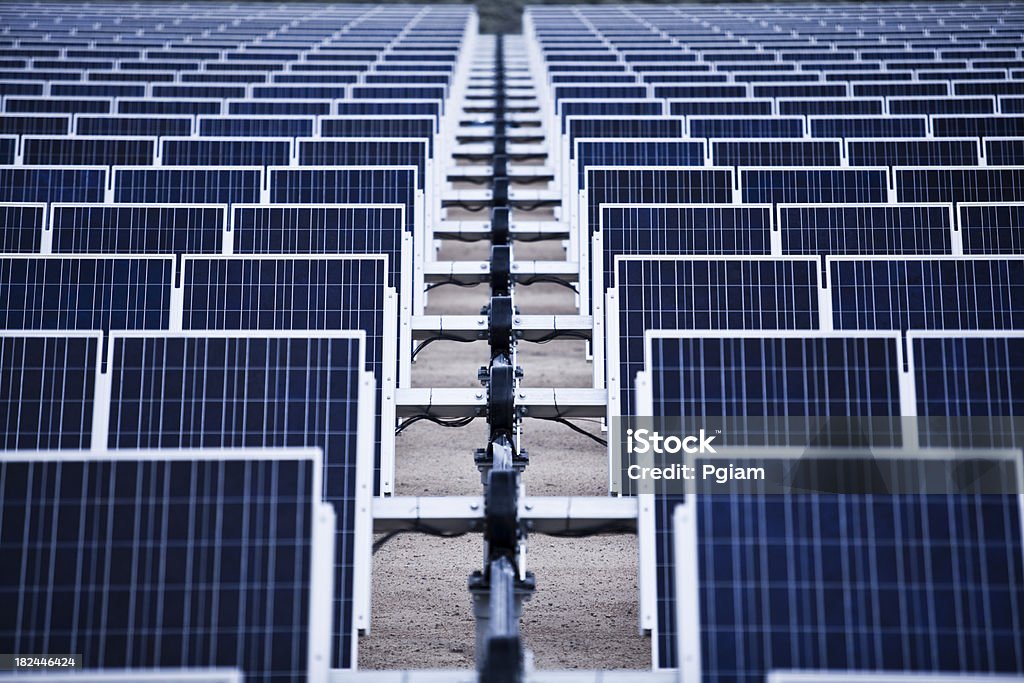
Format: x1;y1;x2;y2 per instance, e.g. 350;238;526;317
0;447;333;682
228;100;331;116
889;96;996;115
0;256;173;331
779;204;953;263
895;167;1024;204
810;115;928;138
933;115;1024;138
76;115;193;137
777;98;884;116
319;117;434;155
575;140;705;185
22;136;155;166
181;255;393;492
334;100;440;123
0;202;45;252
267;168;416;233
6;98;110;114
567;117;684;158
113;167;262;205
712;140;842;167
0;166;106;203
118;98;222;116
161;138;292;166
830;257;1024;330
0;332;100;449
584;168;735;236
668;99;774;117
559;100;663;132
849;138;981;167
959;203;1024;255
0;113;69;136
49;204;225;254
646;331;908;670
741;168;890;204
106;332;369;670
296;140;426;189
689;117;804;138
199;117;314;138
986;138;1024;166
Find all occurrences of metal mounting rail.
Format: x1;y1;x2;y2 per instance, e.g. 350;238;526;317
373;496;638;535
424;260;579;283
442;188;560;208
395;387;607;419
412;314;592;342
446;164;554;182
432;220;569;241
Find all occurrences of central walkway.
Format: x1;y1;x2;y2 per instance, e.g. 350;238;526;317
360;33;649;670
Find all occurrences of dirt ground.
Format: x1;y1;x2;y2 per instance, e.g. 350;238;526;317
359;233;650;668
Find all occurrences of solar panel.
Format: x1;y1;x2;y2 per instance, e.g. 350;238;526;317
711;140;842;167
105;331;373;670
959;202;1024;254
161;137;293;166
75;114;193;137
810;115;928;138
319;116;435;154
574;139;705;187
0;166;107;203
779;204;954;264
21;135;155;166
889;95;996;115
0;331;100;449
740;167;891;204
0;201;45;252
932;114;1024;138
0;113;69;136
668;98;774;117
198;116;314;138
49;204;225;255
830;256;1024;330
640;330;907;670
334;100;441;125
296;139;427;189
227;100;331;116
566;116;685;158
848;138;982;167
112;167;263;205
895;167;1024;204
118;98;222;116
0;255;174;331
181;254;396;492
5;97;112;114
689;116;804;138
985;138;1024;166
0;446;339;682
777;97;884;116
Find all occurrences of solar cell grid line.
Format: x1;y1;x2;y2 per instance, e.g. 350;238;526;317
0;201;45;253
112;166;263;205
196;115;315;139
0;255;174;332
160;137;294;167
48;203;226;255
740;166;892;204
895;166;1024;204
103;332;374;671
20;135;157;167
0;165;107;204
0;330;101;450
809;114;930;138
779;203;956;268
959;202;1024;255
711;139;843;168
847;138;983;168
0;447;340;683
180;254;397;493
666;451;1024;683
296;139;428;190
829;255;1024;331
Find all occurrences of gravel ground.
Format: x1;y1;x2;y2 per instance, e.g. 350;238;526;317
359;236;650;669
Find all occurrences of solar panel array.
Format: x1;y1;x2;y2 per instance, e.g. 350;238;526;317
527;1;1024;678
0;1;471;678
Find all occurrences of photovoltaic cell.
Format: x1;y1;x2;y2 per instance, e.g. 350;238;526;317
895;167;1024;204
985;139;1024;166
106;333;367;670
0;114;69;136
567;117;684;158
560;100;662;132
779;204;954;263
830;257;1024;330
0;202;45;252
76;115;193;137
847;139;981;167
0;256;173;331
22;136;155;166
712;140;842;167
198;117;314;138
0;167;106;203
0;448;327;682
959;203;1024;255
319;117;435;155
297;140;426;189
113;167;262;205
689;117;803;138
575;140;705;185
161;138;292;167
0;332;99;449
741;168;890;204
809;116;928;138
49;204;225;255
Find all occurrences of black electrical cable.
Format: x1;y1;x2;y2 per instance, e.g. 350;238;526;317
412;333;476;361
424;277;481;292
373;523;471;553
517;275;579;293
531;416;607;447
395;414;477;436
